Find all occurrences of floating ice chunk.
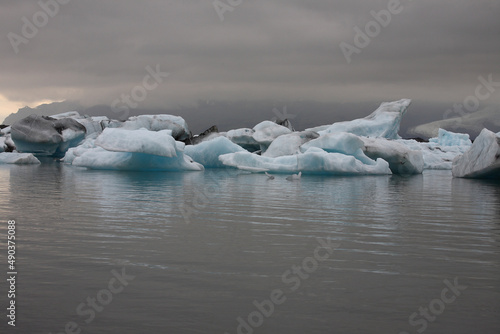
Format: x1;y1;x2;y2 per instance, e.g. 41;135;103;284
360;137;424;175
121;115;190;141
69;128;203;171
226;128;260;151
184;136;245;168
263;131;319;158
63;138;97;164
452;128;500;178
72;150;203;171
317;99;411;139
397;129;472;170
300;132;374;165
0;152;40;164
11;115;86;157
429;129;472;147
252;121;292;148
219;147;391;175
95;128;178;157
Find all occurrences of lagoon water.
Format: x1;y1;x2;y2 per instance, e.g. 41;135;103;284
0;162;499;334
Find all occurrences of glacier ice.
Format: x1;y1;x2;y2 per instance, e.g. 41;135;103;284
66;128;203;171
252;121;292;149
226;128;259;151
219;147;391;175
10;98;493;177
429;129;472;147
360;137;424;175
300;132;374;165
184;136;245;168
95;128;178;157
312;99;411;139
0;152;40;164
120;114;191;141
263;131;319;158
11;115;86;157
397;129;472;170
452;128;500;178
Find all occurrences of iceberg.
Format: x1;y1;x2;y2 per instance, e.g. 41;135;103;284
252;121;292;149
219;147;391;175
226;128;259;151
263;131;319;158
360;137;424;175
11;115;86;157
184;136;245;168
452;129;500;178
300;132;374;165
429;129;472;147
68;128;203;171
120;115;191;141
300;132;423;174
95;128;178;157
313;99;411;139
397;129;472;170
0;152;40;164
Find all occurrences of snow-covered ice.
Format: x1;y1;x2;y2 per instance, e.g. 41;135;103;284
452;129;500;178
0;152;40;164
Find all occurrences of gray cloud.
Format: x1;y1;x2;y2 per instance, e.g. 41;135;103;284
1;0;499;128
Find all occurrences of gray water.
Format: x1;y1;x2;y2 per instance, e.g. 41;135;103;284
0;163;499;334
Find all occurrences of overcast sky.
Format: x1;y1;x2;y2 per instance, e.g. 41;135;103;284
1;0;499;130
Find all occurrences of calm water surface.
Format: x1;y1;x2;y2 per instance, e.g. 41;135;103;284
0;163;499;334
